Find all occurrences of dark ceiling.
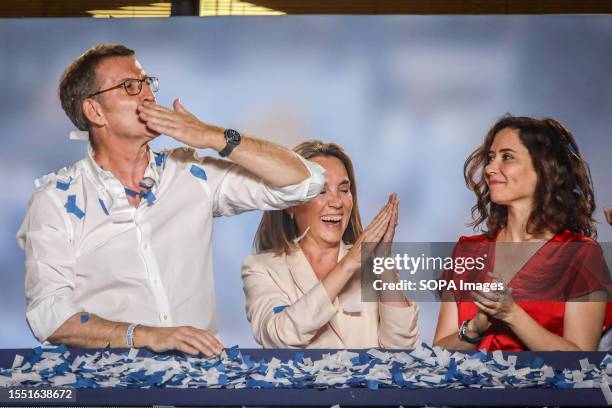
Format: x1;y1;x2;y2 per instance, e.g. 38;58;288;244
1;0;611;17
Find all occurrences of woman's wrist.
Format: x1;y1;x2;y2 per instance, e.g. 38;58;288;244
340;249;361;273
468;313;492;336
466;319;483;336
501;302;523;327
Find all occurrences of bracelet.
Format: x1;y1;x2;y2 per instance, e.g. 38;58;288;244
458;319;482;345
126;323;138;348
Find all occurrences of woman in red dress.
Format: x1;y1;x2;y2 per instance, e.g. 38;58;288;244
433;115;610;351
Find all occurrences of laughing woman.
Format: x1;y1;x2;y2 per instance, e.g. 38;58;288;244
242;141;419;348
434;115;610;351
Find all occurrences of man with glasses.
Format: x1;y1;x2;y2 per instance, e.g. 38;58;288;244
17;44;325;356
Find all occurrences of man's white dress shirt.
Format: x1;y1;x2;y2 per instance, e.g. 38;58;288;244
17;145;325;342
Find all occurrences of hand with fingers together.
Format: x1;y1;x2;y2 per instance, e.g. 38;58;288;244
471;273;518;324
366;193;397;281
375;193;399;258
137;325;224;357
138;99;225;150
374;193;414;306
472;290;519;323
343;193;396;271
605;208;612;226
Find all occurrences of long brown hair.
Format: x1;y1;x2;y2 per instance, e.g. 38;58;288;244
254;140;364;254
464;115;596;238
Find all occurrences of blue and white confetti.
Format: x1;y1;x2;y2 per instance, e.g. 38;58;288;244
1;343;611;403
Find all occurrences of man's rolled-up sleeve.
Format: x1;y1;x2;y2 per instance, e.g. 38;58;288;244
16;191;81;343
202;153;325;217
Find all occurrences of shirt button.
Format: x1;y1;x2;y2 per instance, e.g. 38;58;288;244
153;279;158;285
142;243;149;250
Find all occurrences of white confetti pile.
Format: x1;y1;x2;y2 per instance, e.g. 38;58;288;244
1;343;611;400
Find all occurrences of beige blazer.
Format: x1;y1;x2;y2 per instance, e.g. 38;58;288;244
242;242;420;349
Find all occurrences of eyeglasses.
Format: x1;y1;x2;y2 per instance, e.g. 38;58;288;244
88;76;159;98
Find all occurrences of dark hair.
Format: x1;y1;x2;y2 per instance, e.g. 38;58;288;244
254;140;364;254
464;115;596;238
59;44;135;131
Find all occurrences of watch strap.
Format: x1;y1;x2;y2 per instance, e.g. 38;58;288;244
459;319;483;345
219;128;241;158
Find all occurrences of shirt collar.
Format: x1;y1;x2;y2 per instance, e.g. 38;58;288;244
84;143;161;190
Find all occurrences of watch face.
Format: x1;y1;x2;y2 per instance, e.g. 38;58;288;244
225;128;241;144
